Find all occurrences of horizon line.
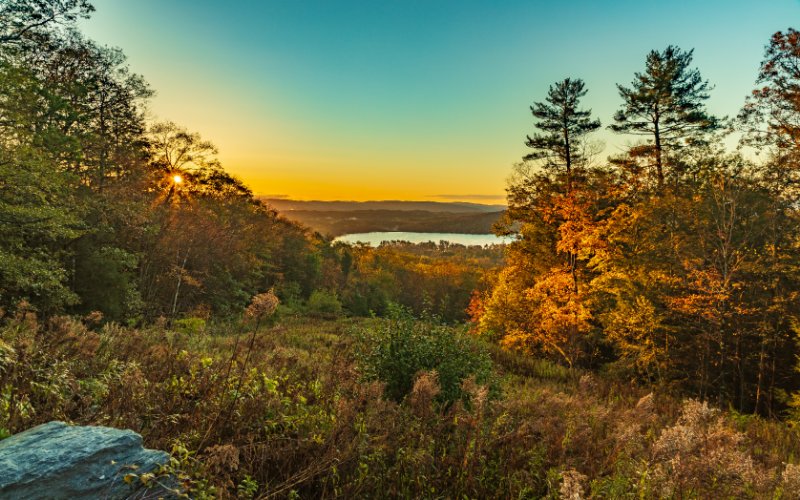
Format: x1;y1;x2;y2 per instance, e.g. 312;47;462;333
254;196;507;205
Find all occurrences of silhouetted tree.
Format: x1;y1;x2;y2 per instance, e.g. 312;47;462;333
524;78;600;193
611;46;718;188
740;28;800;198
0;0;93;44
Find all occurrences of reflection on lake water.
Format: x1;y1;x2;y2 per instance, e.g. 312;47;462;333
334;232;511;246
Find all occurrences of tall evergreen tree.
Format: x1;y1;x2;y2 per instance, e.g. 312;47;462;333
524;78;600;193
610;46;718;188
740;28;800;198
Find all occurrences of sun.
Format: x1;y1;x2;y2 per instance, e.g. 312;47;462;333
172;174;183;184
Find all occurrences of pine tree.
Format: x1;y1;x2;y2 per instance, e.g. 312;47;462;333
740;29;800;198
611;46;718;188
524;78;600;193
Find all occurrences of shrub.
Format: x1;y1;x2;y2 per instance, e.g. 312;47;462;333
276;282;302;308
244;290;280;320
306;290;342;318
644;399;759;498
3;310;798;498
354;309;496;406
173;317;206;335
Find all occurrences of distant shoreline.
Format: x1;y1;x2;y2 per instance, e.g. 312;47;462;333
264;199;507;237
259;198;506;213
334;231;510;247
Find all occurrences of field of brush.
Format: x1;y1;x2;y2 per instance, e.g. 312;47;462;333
3;311;800;498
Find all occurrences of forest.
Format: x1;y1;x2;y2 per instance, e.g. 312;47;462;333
4;1;800;498
262;200;504;238
267;208;502;237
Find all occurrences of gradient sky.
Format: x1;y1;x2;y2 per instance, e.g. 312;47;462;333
80;0;800;202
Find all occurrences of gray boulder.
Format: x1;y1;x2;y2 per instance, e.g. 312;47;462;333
0;421;173;499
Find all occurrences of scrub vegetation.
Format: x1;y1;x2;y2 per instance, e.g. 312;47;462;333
5;2;800;498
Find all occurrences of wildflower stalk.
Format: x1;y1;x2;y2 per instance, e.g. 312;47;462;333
196;291;278;452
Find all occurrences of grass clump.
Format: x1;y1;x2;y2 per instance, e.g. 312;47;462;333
354;308;496;406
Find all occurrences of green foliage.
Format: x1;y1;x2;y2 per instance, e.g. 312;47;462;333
275;281;303;309
0;6;330;323
610;45;719;187
0;114;84;314
0;0;94;44
355;308;496;405
173;317;207;335
71;245;141;321
340;271;393;317
306;290;342;318
3;308;800;498
236;475;258;499
338;241;503;322
524;77;601;189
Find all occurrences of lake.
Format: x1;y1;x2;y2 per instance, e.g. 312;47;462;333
334;232;510;246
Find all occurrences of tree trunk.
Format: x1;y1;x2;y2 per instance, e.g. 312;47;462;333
654;114;664;188
563;121;572;193
171;246;190;317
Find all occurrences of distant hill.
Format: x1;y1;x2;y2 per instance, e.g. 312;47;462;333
259;199;506;237
261;199;505;213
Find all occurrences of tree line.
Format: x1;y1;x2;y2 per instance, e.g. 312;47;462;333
473;35;800;416
0;1;339;320
8;1;800;419
0;0;503;324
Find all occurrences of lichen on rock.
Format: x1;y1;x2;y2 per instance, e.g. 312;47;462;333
0;421;172;499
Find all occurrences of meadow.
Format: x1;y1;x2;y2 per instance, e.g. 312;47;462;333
4;305;800;498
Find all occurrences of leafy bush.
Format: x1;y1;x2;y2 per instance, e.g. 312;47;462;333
306;290;342;318
275;281;303;309
173;317;206;335
355;309;496;405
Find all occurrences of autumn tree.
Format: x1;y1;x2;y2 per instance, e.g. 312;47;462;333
611;46;719;189
479;162;617;367
506;78;604;291
739;28;800;414
478;40;800;407
473;77;613;366
740;28;800;198
0;0;93;44
0;3;326;320
524;78;601;193
148;121;221;175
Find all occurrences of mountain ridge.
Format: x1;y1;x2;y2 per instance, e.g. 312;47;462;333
260;198;506;213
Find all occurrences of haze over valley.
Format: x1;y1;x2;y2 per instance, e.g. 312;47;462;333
263;198;506;237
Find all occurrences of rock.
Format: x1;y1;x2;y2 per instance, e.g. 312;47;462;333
0;421;173;500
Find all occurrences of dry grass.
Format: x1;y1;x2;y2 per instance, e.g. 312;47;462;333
2;310;800;498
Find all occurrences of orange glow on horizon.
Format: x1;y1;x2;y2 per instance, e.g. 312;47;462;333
236;174;507;204
221;158;508;204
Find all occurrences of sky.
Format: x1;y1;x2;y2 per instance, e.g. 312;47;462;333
80;0;800;203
